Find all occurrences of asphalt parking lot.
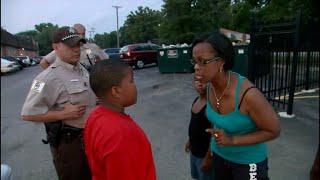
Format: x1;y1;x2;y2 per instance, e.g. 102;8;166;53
1;65;319;180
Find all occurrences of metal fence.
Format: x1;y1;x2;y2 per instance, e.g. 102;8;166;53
249;10;320;114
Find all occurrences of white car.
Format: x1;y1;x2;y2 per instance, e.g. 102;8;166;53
1;58;21;74
1;164;12;180
16;56;32;66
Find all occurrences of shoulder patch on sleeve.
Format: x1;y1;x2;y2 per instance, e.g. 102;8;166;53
31;80;45;93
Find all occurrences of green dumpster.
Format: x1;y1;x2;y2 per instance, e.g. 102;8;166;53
232;44;249;77
157;47;194;73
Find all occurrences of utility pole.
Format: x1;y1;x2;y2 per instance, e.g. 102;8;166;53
88;27;95;43
112;5;122;48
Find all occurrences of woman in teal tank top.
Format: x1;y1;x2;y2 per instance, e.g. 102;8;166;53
191;32;280;180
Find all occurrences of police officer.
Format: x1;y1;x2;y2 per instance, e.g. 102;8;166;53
21;26;96;180
40;23;108;70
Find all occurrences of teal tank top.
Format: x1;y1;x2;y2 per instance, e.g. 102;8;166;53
206;72;267;164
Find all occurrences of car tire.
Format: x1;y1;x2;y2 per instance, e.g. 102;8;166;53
136;60;144;69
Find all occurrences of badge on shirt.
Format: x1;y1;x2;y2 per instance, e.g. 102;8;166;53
86;49;92;55
31;80;45;93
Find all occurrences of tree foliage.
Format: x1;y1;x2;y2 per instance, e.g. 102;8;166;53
15;0;318;53
158;0;195;44
16;23;59;55
16;30;38;38
35;23;57;33
119;6;162;45
36;23;59;55
94;31;118;48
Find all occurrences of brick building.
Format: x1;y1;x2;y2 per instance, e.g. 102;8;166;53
1;28;39;57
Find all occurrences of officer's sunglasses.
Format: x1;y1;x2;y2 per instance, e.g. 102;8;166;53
190;56;221;66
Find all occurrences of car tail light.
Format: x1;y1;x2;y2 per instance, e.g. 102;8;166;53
127;51;130;57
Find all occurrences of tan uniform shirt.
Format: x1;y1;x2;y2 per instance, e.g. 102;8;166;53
21;58;97;128
45;43;109;66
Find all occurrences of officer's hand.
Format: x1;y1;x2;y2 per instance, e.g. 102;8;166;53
61;102;87;120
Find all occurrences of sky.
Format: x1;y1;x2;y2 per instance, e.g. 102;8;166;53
1;0;164;37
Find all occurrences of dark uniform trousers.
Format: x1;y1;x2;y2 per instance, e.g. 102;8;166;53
50;125;91;180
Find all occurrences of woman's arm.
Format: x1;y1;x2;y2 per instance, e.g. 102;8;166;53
206;87;280;146
232;88;280;145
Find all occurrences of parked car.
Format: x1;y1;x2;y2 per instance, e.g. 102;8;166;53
29;58;38;65
104;48;120;60
15;56;32;66
1;58;21;75
1;56;24;69
30;56;42;64
119;43;160;69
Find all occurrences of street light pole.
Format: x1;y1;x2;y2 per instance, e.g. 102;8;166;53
112;5;122;48
88;27;95;43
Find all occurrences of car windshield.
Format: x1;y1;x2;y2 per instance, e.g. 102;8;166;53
17;56;27;60
152;45;161;49
120;46;129;53
1;58;13;66
1;56;16;61
104;48;120;54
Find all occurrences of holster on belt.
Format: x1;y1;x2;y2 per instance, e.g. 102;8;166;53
61;124;83;140
42;121;63;148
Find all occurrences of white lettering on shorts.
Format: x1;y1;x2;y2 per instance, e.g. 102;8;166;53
31;80;45;93
249;163;257;180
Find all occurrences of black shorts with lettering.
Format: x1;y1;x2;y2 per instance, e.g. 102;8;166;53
212;152;269;180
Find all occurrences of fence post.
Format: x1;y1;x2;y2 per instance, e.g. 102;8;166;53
305;51;310;90
287;10;302;115
248;17;256;83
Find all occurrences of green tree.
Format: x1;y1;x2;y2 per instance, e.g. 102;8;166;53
16;23;59;55
107;31;118;47
159;0;195;44
94;31;118;48
94;33;108;48
120;6;162;45
35;23;57;33
256;0;318;23
35;23;59;55
230;1;252;33
192;0;233;33
15;30;38;38
159;0;233;44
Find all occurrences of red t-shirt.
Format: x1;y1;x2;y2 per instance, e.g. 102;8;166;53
84;105;156;180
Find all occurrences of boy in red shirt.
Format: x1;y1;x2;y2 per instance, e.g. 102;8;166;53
84;59;156;180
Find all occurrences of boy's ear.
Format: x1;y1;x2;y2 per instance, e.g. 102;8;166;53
110;86;121;99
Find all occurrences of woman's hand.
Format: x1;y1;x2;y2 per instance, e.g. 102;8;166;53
185;140;191;153
206;128;234;146
200;155;212;171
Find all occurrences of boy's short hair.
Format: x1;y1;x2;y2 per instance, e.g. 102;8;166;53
89;59;130;98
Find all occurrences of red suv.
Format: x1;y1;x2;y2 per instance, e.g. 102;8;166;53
119;43;160;69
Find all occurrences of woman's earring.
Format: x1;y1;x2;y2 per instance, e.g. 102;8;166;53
220;66;223;73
